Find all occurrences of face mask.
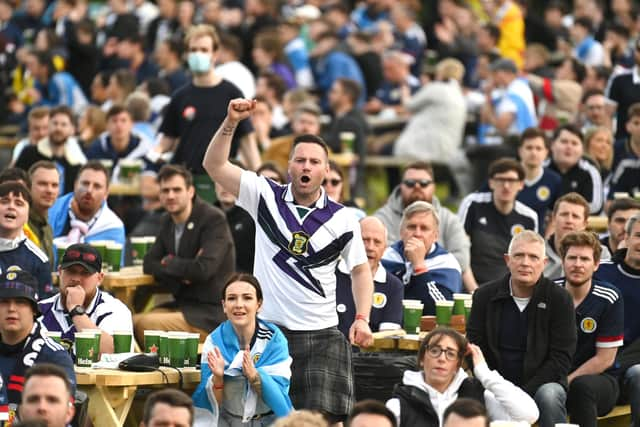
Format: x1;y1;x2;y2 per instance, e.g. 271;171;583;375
188;52;211;73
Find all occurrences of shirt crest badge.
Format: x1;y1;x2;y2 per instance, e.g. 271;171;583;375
581;317;597;333
289;231;310;255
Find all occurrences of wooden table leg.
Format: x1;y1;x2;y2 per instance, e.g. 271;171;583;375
85;385;137;427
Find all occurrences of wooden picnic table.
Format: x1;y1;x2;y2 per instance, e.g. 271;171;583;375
587;215;608;232
101;266;156;311
364;330;426;352
75;366;200;427
109;182;141;196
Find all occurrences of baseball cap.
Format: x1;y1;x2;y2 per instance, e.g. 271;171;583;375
60;243;102;273
0;270;40;313
490;58;518;73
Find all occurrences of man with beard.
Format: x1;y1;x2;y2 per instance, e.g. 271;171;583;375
544;193;610;280
374;161;474;291
549;231;623;427
601;198;640;254
15;106;87;196
203;99;373;425
134;165;234;342
48;161;125;266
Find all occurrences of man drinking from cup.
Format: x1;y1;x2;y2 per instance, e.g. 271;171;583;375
0;270;75;424
38;243;133;356
381;201;463;316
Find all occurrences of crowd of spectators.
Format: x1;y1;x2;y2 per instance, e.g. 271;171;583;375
3;0;640;425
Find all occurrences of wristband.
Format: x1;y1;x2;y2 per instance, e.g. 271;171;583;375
213;382;224;390
413;266;428;275
355;314;369;323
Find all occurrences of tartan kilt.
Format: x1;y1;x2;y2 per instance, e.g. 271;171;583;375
280;326;354;417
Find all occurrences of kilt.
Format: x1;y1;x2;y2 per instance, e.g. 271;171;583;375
280;326;354;417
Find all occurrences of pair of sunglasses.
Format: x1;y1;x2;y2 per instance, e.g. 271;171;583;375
403;179;432;188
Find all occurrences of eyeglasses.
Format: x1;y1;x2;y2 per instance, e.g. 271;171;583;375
426;346;460;361
64;250;97;263
322;178;342;186
403;179;433;188
491;177;521;185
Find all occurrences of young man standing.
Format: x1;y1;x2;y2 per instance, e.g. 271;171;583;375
203;99;373;425
0;271;75;425
152;24;260;201
601;198;640;254
0;182;51;297
553;231;623;427
458;158;538;285
516;127;562;232
25;161;59;268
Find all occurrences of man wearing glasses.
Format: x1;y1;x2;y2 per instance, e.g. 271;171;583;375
467;230;576;427
458;158;538;285
375;162;473;290
38;243;133;355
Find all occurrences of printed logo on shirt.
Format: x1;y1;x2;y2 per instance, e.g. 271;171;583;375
373;292;387;308
536;186;551;201
510;224;525;236
182;106;196;121
581;317;597;333
289;231;310;255
6;266;21;272
478;217;488;226
6;272;16;280
337;303;347;313
571;180;578;189
253;353;262;364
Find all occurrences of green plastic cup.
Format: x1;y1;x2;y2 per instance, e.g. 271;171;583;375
56;242;70;267
145;236;156;252
185;333;200;368
168;332;187;368
453;294;471;316
340;131;356;153
105;242;123;272
144;330;162;354
75;332;97;367
46;330;62;343
131;237;148;266
113;330;132;353
435;300;454;326
82;328;102;362
159;332;169;366
464;299;473;322
89;240;108;271
403;302;423;334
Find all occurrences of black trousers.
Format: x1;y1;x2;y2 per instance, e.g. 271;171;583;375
567;373;619;427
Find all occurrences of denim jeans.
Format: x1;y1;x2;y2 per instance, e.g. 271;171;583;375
534;382;567;427
624;364;640;427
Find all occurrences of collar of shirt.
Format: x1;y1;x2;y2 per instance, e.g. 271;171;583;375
0;233;26;252
283;183;327;209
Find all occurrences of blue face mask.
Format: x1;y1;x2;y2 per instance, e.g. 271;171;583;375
188;52;211;73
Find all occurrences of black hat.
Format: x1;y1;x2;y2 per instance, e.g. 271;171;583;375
60;243;102;273
0;270;40;313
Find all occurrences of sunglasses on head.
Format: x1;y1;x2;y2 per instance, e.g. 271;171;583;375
322;178;342;186
403;179;432;188
64;250;97;263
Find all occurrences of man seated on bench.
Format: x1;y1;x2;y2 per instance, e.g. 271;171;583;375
555;231;624;427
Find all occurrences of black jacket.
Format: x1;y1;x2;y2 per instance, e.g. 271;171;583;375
466;274;576;396
393;378;485;427
144;197;235;331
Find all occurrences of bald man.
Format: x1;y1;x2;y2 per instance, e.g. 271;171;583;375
336;217;404;337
